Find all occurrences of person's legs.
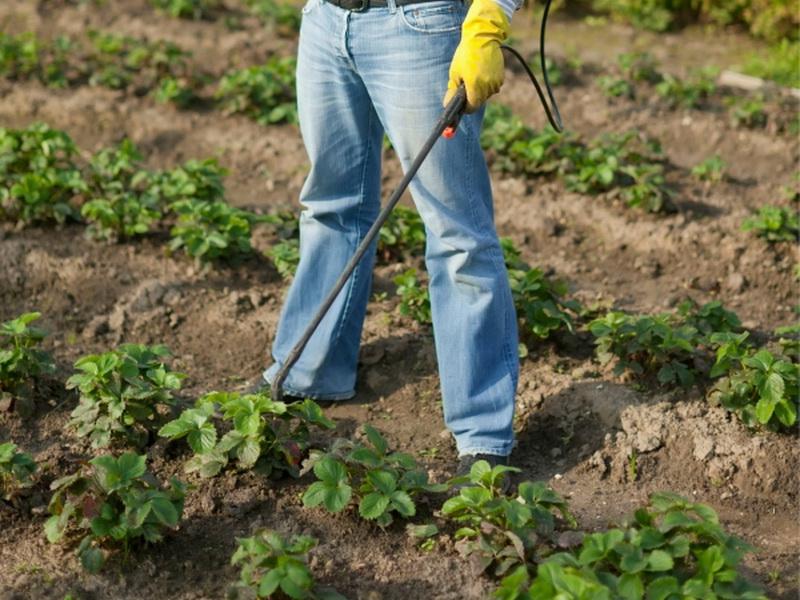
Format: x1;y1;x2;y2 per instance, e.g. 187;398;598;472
348;2;519;456
264;0;384;400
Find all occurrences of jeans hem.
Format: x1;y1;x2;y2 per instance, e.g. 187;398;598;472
262;369;356;401
457;445;513;458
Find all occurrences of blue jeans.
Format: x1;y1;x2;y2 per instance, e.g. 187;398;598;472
264;0;519;456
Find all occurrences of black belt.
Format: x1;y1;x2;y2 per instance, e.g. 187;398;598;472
325;0;460;11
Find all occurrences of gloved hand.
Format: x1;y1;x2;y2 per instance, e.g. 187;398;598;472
443;0;510;113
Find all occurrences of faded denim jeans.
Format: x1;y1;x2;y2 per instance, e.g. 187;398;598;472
264;0;519;456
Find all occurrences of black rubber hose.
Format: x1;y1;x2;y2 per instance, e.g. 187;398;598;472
501;0;563;132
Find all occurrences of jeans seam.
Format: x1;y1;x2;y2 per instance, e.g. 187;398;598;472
465;118;518;393
330;101;374;346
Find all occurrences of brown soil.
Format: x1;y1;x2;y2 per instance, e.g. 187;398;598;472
1;2;798;599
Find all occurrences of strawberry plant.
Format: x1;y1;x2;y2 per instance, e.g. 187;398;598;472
67;344;184;449
589;311;700;386
727;96;768;129
617;51;662;84
0;312;56;403
709;348;798;431
442;460;574;577
378;205;426;262
597;75;634;99
168;199;259;262
655;69;717;109
245;0;302;34
0;442;37;502
481;104;568;177
677;299;742;339
151;0;221;19
620;163;673;213
0;123;86;224
231;530;345;599
505;244;580;347
562;130;663;196
302;425;447;526
0;32;77;87
159;392;333;478
691;155;726;183
393;268;432;325
152;75;199;107
148;158;228;207
85;31;192;92
45;452;186;573
81;139;162;241
216;58;298;125
267;238;300;279
499;492;767;600
741;205;799;242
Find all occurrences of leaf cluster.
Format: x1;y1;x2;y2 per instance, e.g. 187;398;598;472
159;391;333;478
393;268;432;325
0;32;75;87
231;530;346;599
215;57;298;125
655;69;717;109
302;425;446;527
378;205;426;262
691;155;727;183
0;123;86;224
443;461;575;578
45;452;186;572
151;0;222;19
245;0;302;34
0;312;55;397
499;492;767;600
81;139;163;241
67;344;184;449
709;347;798;431
0;442;37;502
267;238;301;279
741;205;799;242
589;300;742;387
168;199;258;262
502;239;580;348
481;105;671;213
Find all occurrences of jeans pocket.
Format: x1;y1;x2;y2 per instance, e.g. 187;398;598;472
399;1;465;33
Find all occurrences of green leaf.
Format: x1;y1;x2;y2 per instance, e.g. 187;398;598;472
150;496;179;526
302;481;328;508
323;483;352;513
367;470;397;495
359;492;390;520
158;419;191;439
258;568;283;597
389;490;415;517
761;371;785;404
79;546;105;573
646;549;674;572
236;438;261;468
187;423;217;454
645;576;680;600
618;572;644;600
364;424;388;455
313;456;347;485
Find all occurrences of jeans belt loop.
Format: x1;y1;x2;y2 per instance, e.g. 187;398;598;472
386;0;397;13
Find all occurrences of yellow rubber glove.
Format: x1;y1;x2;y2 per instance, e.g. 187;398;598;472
443;0;510;113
